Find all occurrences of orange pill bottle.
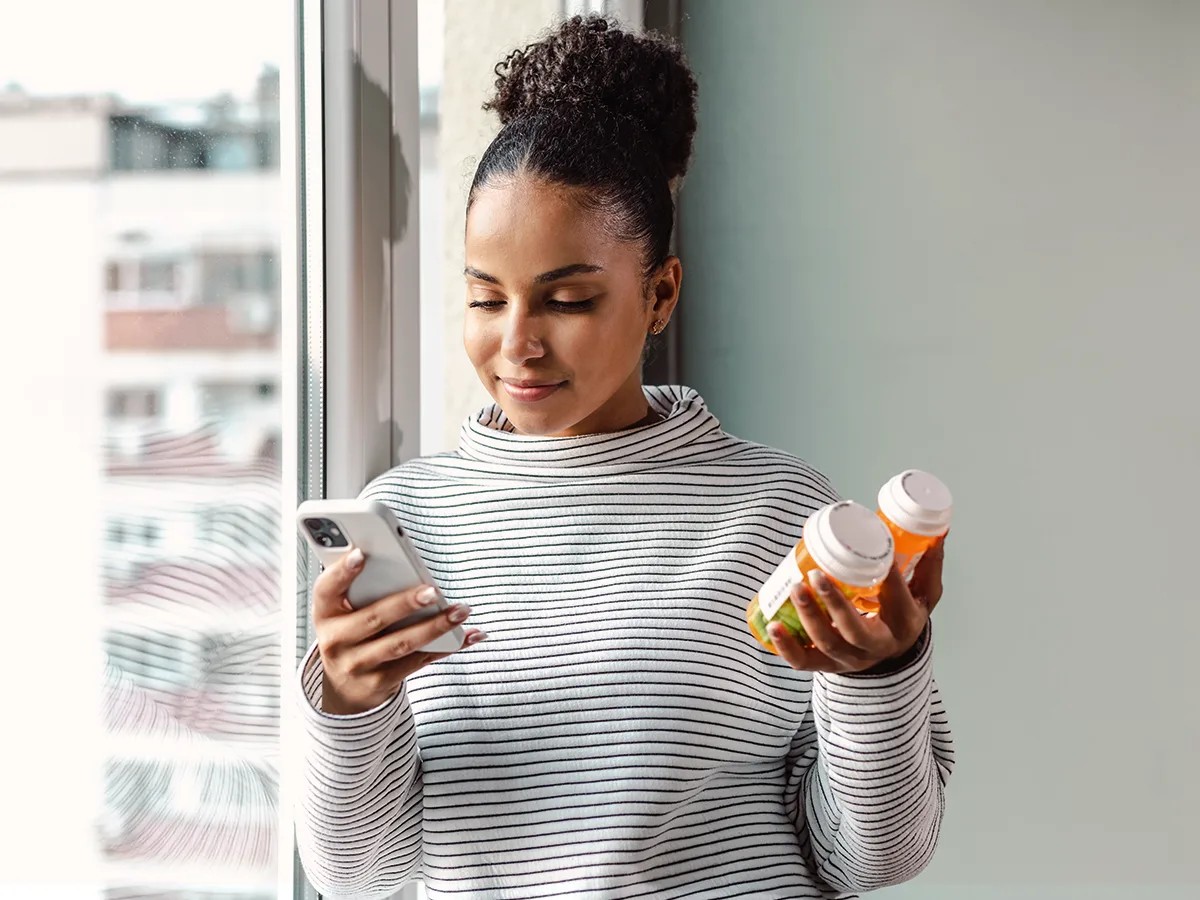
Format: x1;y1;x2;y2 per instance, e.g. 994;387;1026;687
746;501;894;654
877;469;952;581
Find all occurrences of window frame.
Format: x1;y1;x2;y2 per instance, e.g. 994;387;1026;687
280;2;423;899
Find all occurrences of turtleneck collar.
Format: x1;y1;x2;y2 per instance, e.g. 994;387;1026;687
456;385;725;475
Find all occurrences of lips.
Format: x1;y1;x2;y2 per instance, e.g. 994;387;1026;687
500;379;565;403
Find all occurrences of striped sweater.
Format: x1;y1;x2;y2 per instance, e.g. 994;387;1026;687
295;385;954;899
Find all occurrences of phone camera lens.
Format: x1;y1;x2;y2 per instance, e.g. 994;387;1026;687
317;534;334;547
304;518;326;533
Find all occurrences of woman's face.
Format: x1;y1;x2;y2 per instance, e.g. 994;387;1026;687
463;175;680;437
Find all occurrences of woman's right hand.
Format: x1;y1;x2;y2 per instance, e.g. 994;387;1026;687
313;547;484;715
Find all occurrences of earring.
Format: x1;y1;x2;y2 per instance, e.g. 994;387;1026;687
650;319;667;335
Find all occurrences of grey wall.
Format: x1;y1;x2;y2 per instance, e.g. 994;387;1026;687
680;1;1199;897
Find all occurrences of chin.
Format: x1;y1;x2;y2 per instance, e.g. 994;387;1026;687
497;404;574;437
491;388;589;436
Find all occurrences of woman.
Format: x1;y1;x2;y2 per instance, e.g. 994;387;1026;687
296;16;953;900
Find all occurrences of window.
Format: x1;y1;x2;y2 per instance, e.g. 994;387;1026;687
106;388;161;419
105;517;162;549
103;631;194;689
259;249;278;294
142;520;162;546
209;133;258;170
139;258;178;291
1;2;297;897
199;380;278;418
110;116;280;173
198;250;276;304
3;1;435;897
257;432;281;464
105;257;185;308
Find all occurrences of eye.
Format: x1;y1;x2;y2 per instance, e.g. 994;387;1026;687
548;297;596;312
468;298;505;310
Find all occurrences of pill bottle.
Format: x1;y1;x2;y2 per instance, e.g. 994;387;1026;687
877;469;952;581
747;500;894;653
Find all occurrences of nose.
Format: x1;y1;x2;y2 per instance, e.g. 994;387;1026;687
500;308;546;366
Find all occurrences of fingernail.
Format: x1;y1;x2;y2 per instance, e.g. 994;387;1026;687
448;604;471;624
416;586;439;606
346;548;365;570
807;569;827;590
467;631;488;645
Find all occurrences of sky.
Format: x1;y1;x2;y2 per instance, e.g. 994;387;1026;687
0;0;444;103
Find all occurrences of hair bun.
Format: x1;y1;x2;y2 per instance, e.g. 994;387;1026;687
485;15;698;183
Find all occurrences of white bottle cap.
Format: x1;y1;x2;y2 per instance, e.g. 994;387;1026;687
878;469;953;537
802;501;894;589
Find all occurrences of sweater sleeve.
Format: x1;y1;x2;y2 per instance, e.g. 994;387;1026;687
293;642;425;899
784;626;955;893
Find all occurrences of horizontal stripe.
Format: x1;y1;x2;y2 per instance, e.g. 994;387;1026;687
295;386;954;899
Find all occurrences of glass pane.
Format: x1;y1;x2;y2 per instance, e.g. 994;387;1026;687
0;2;288;898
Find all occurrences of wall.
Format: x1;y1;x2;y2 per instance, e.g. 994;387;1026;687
680;1;1199;897
101;170;279;241
0;98;109;175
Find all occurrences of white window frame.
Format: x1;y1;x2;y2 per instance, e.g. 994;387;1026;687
279;2;422;899
323;0;423;501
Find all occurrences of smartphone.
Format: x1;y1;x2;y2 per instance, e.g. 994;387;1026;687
296;499;464;654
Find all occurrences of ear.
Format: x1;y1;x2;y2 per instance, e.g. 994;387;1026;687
648;256;682;325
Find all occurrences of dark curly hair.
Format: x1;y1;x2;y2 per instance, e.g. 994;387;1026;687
468;15;699;274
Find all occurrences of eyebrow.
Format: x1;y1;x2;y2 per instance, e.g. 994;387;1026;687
464;263;604;286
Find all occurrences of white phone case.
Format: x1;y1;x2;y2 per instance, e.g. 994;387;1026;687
296;499;465;654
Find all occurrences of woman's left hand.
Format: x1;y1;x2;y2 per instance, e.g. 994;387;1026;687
769;536;946;674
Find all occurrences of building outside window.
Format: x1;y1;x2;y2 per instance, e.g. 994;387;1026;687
1;2;288;897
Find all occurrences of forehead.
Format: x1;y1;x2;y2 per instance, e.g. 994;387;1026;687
465;177;631;270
